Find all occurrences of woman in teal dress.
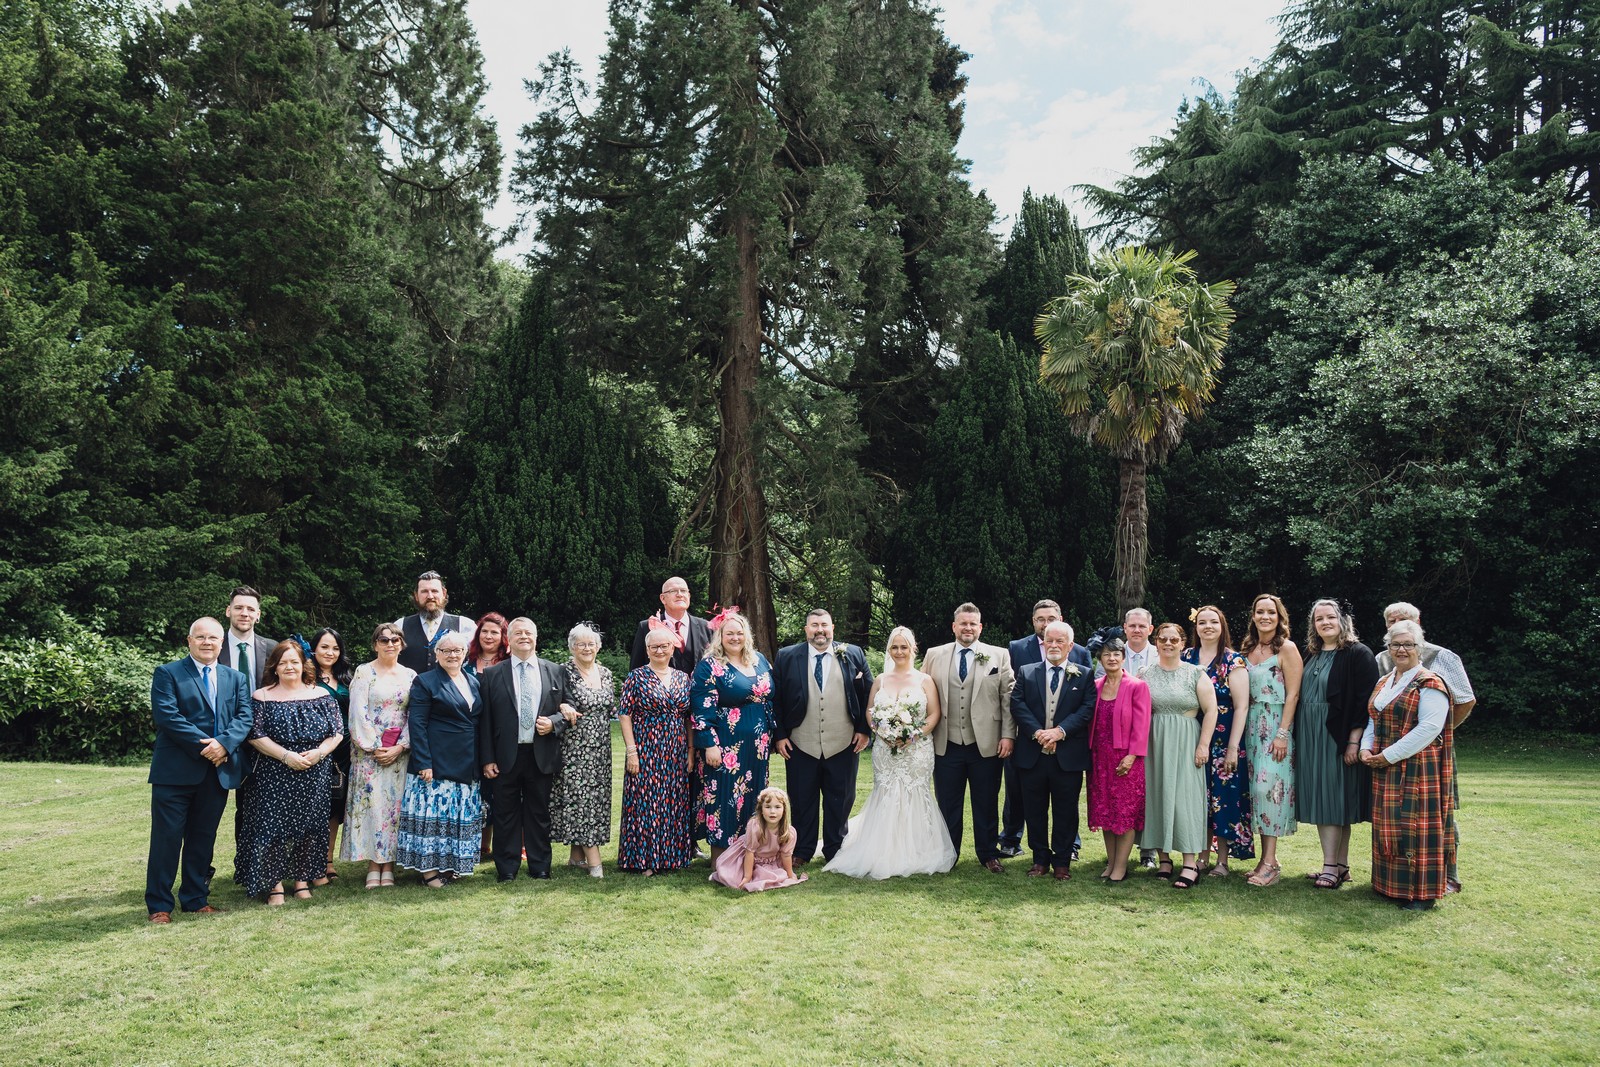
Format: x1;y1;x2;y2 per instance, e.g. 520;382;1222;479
1296;599;1379;888
690;610;775;857
309;628;353;885
1181;605;1253;877
1138;623;1219;889
1240;594;1302;887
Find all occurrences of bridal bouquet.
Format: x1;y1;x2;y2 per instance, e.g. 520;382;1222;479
874;698;925;748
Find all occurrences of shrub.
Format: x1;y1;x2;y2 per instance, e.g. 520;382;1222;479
0;633;169;763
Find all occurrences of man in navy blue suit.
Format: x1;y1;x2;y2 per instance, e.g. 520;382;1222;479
773;609;873;864
1001;600;1091;856
145;617;254;922
1009;621;1095;879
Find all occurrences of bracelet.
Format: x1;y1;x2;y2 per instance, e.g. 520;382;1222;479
625;747;638;754
1275;728;1290;740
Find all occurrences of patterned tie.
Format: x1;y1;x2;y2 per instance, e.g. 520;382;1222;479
814;652;825;689
202;665;220;734
238;641;250;683
959;648;969;682
518;660;535;734
1050;665;1062;694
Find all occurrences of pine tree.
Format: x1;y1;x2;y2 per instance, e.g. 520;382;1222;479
451;278;673;636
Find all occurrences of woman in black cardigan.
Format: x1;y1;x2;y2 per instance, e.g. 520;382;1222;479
395;631;487;886
1294;599;1380;888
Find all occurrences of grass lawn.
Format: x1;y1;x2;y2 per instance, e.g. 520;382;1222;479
1;732;1595;1065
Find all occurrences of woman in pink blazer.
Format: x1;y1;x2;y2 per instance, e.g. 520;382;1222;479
1086;637;1152;882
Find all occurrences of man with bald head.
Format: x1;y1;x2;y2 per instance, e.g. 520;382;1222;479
145;617;253;922
1009;621;1095;879
629;576;712;674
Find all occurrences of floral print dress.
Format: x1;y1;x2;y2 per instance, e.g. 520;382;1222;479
1183;647;1254;860
341;662;416;862
1244;654;1297;838
551;662;616;847
690;653;774;848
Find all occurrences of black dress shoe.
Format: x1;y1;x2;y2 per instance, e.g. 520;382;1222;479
996;842;1023;858
529;871;551;880
1399;898;1435;911
496;875;517;883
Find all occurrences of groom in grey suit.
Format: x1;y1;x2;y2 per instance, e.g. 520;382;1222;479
924;602;1016;872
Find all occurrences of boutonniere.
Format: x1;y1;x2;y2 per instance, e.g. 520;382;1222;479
972;649;992;667
1063;663;1083;678
831;643;851;666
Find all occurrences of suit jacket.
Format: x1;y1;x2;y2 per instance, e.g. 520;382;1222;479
629;612;712;674
923;641;1015;758
409;668;483;783
477;656;573;776
772;642;873;742
217;631;278;688
149;656;254;789
1008;634;1093;673
1010;658;1095;771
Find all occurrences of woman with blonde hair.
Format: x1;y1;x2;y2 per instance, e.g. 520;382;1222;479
690;609;775;858
1240;594;1302;886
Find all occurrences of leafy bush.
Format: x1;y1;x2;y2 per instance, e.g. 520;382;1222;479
0;633;169;763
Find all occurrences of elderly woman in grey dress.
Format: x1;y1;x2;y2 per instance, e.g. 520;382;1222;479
551;622;617;878
1137;622;1219;889
1295;599;1380;888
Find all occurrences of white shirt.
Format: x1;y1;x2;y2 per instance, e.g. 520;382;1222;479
227;629;255;680
392;614;478;643
1097;641;1153;678
508;652;542;743
1362;666;1450;763
809;645;835;686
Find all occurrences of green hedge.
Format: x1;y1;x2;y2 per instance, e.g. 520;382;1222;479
0;634;168;763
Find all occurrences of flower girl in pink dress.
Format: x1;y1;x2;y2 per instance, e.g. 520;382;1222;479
710;787;808;892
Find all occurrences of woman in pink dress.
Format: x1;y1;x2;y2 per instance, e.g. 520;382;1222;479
710;787;808;892
1086;638;1151;883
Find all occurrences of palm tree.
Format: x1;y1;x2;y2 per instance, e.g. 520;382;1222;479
1036;246;1235;612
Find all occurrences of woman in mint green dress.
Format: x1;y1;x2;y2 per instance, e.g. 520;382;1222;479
1137;623;1219;889
1240;594;1301;887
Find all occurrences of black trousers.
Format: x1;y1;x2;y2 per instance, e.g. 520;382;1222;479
1000;756;1024;845
493;744;555;880
933;742;1002;863
1019;760;1083;869
146;771;228;913
786;745;859;863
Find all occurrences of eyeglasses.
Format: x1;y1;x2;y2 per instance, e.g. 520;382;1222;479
376;636;402;645
437;648;465;656
1388;642;1417;651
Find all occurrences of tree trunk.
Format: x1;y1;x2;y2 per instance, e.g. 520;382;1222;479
1114;456;1148;614
708;203;778;658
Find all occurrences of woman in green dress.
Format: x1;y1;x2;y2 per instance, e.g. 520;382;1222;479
1295;599;1379;888
1137;623;1219;889
1240;594;1302;887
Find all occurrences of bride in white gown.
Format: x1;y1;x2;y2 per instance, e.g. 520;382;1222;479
825;626;957;879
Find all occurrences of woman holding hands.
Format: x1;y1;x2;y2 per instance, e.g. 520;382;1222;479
1182;606;1252;877
1240;594;1302;887
396;631;485;887
1086;638;1151;883
617;623;695;874
342;622;417;888
552;623;616;878
1137;623;1220;888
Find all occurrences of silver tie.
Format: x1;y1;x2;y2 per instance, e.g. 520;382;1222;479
518;661;536;734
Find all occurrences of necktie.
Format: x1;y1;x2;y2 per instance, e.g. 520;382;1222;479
814;652;825;689
1050;665;1062;694
518;661;535;734
202;665;220;734
238;641;250;683
959;648;969;682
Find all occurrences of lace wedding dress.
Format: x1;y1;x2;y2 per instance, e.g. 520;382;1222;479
823;684;956;879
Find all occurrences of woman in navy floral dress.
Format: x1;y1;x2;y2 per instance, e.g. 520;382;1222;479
617;625;695;873
1182;605;1253;876
690;610;774;856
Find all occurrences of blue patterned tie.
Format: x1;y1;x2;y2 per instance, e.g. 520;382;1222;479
959;648;969;682
814;652;824;689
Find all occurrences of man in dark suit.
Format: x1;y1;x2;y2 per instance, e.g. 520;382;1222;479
1009;620;1095;880
145;617;253;922
628;575;712;673
1001;599;1091;856
216;585;278;687
773;609;873;864
478;617;574;881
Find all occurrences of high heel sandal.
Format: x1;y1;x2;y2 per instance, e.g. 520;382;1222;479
293;882;313;900
264;888;286;907
1171;865;1200;889
1247;862;1281;887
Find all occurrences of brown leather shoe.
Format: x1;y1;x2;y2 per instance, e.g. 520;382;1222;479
982;859;1005;874
189;904;225;914
1053;866;1072;881
147;911;172;924
1025;863;1048;877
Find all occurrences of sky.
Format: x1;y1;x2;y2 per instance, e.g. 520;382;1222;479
467;0;1289;249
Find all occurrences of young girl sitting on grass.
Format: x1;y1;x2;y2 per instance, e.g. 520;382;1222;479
710;787;808;892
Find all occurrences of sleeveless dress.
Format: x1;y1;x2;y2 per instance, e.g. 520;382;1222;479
1182;648;1253;860
551;662;616;847
1138;662;1208;854
1244;654;1297;837
824;685;957;879
690;653;774;848
711;819;807;892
